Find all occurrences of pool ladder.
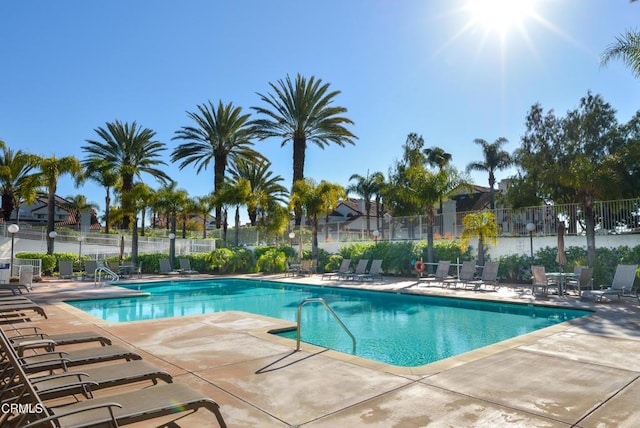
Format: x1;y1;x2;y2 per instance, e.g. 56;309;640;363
296;298;356;355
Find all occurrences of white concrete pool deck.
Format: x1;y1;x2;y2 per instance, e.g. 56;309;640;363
14;273;640;427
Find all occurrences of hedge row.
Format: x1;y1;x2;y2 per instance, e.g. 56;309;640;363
17;242;640;286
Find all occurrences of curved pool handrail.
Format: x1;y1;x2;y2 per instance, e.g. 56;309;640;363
296;297;356;355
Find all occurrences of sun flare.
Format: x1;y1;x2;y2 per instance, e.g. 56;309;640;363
466;0;537;34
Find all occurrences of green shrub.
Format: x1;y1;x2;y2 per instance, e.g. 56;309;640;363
255;248;287;273
207;248;234;273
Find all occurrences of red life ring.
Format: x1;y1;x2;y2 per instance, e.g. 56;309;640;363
414;261;426;273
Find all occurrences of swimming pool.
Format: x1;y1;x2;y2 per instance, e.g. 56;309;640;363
66;279;591;367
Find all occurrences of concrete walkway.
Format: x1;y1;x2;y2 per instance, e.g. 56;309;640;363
10;274;640;427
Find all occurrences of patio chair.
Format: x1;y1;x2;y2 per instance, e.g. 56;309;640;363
0;331;227;428
108;261;121;274
323;258;351;280
565;266;593;296
58;259;75;279
284;259;300;277
179;258;199;275
465;261;500;291
416;260;451;287
159;258;180;275
83;260;98;280
531;265;558;295
444;260;477;289
340;259;369;280
298;259;314;276
18;265;34;290
355;259;383;282
584;264;638;302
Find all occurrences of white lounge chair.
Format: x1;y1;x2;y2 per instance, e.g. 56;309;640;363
585;264;638;302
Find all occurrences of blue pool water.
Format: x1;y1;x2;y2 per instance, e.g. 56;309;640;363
66;279;591;367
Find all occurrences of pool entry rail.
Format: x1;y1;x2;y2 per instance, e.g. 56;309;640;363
296;297;356;354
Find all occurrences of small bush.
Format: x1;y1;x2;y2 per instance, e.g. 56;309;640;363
256;249;287;273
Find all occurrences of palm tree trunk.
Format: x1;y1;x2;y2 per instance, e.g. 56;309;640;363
311;216;319;273
292;137;306;226
584;201;597;267
47;184;56;255
104;190;111;234
235;206;240;246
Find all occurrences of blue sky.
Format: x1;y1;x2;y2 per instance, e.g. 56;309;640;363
1;0;639;220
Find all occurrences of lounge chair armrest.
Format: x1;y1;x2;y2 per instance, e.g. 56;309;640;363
30;372;90;384
21;402;123;428
35;380;99;396
4;326;43;336
14;339;57;356
10;333;48;341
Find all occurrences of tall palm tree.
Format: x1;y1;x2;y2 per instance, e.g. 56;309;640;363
34;155;83;254
227;158;288;226
251;74;357;224
0;141;39;222
346;171;385;236
172;100;264;228
289;179;346;271
83;120;171;229
424;146;453;232
466;137;513;210
82;159;121;234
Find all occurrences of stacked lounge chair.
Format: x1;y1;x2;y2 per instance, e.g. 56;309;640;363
0;328;227;427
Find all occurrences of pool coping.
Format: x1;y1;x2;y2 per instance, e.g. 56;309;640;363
54;275;595;376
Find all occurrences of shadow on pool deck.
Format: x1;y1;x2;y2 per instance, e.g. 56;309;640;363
13;273;640;427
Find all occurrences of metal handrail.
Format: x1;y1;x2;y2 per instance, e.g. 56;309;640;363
296;297;356;355
94;265;119;284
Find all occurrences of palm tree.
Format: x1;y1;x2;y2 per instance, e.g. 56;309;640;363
346;171;385;236
193;194;216;239
34;155;83;254
82;159;121;234
172;100;264;229
601;29;640;77
466;137;513;210
289;179;346;271
251;74;357;224
227;158;288;226
83;120;171;229
459;210;499;266
424;146;452;232
64;194;99;231
424;146;452;170
0;141;39;222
